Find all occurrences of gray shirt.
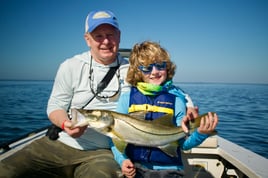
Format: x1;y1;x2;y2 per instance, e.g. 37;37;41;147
47;51;130;150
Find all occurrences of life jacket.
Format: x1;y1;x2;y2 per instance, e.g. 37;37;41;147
125;87;183;165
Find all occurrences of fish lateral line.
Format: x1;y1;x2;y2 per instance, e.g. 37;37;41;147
113;116;182;136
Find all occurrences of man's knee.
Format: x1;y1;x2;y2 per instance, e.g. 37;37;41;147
74;154;123;178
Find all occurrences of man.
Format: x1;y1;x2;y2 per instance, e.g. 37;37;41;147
0;10;197;178
0;10;128;178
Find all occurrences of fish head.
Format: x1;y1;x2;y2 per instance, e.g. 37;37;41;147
71;109;114;129
82;110;114;129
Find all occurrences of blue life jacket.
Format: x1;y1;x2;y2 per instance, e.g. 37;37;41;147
125;87;183;165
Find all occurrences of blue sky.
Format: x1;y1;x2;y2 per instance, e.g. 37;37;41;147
0;0;267;84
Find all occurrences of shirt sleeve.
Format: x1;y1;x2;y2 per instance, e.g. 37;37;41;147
116;91;130;114
174;96;187;126
180;130;209;150
169;86;194;108
47;60;74;115
110;140;129;167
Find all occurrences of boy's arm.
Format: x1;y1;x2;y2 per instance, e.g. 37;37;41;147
110;141;129;167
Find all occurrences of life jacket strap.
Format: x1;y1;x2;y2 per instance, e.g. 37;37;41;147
128;104;174;115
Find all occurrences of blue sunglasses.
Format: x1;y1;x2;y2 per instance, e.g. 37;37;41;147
138;62;167;74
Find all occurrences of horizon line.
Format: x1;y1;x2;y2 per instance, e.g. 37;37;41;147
0;79;267;85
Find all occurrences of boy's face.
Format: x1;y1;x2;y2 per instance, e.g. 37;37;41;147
141;65;167;85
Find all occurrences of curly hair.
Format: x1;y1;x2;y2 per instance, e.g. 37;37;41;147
126;41;176;86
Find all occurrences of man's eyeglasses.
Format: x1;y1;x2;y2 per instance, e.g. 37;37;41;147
138;62;167;74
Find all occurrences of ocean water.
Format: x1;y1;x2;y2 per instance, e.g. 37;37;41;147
0;80;267;159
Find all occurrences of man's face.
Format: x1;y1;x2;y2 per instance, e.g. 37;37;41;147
85;24;120;65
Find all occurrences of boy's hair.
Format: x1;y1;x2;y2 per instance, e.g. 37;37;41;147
126;41;176;86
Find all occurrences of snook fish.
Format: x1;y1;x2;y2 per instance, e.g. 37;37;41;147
71;109;215;157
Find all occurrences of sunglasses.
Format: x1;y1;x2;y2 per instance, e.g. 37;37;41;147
138;62;167;74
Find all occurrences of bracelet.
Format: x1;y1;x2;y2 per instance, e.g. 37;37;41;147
61;120;67;130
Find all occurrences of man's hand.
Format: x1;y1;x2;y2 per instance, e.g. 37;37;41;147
63;120;88;138
49;109;88;138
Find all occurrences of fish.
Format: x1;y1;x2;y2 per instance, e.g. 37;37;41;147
71;109;216;157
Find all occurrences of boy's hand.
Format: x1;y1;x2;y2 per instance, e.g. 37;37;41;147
122;159;136;178
181;106;199;134
198;112;218;134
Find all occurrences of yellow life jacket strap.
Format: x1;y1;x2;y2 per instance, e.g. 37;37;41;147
128;104;174;115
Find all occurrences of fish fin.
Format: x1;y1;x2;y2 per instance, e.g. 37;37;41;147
152;114;175;127
129;111;146;120
112;138;128;153
110;128;129;153
158;141;179;157
106;129;124;139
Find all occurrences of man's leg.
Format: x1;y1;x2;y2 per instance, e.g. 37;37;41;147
0;137;77;178
74;149;123;178
0;137;123;178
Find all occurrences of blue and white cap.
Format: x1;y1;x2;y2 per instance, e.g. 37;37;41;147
85;10;119;33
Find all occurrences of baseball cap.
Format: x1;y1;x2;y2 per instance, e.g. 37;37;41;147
85;10;119;33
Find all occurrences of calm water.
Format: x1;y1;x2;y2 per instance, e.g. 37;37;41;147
0;80;267;159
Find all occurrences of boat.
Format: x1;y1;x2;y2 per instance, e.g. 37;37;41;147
1;127;267;178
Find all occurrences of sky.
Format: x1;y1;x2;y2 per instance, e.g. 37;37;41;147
0;0;267;84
